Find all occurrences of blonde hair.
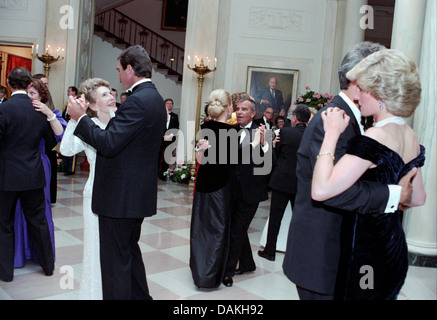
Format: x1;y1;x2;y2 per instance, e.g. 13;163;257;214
207;89;232;119
346;49;421;118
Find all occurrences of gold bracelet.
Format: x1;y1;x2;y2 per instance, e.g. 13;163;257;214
317;152;335;161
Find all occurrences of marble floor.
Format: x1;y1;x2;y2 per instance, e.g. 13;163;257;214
0;171;436;301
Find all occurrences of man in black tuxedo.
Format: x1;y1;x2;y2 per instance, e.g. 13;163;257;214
222;97;271;287
282;42;415;300
254;107;274;130
67;45;167;300
258;77;285;116
0;67;56;282
159;98;179;180
258;104;311;262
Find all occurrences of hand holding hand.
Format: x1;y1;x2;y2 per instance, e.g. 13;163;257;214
67;94;87;121
322;107;350;136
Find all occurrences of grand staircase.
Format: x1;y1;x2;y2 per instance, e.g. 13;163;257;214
94;8;184;83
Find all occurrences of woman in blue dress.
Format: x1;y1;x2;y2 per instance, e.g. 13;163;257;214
311;49;426;300
14;78;67;268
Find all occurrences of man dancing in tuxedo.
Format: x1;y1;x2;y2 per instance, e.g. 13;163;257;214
222;97;271;287
67;45;167;300
0;67;56;282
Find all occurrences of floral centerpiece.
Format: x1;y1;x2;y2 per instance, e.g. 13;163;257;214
295;86;335;111
164;161;193;184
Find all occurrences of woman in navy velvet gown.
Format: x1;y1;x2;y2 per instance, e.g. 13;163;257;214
311;49;426;300
14;79;66;268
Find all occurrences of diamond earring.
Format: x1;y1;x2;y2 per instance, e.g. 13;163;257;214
379;101;384;110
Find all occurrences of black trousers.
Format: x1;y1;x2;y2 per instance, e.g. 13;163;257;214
297;286;334;300
264;189;296;255
98;216;152;300
225;200;260;276
0;189;54;281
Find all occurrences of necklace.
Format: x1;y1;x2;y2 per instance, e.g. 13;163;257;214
374;116;406;128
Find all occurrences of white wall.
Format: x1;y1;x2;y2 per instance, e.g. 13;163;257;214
217;0;337;110
0;0;47;75
91;35;182;112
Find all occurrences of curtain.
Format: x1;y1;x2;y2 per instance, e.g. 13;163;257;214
6;54;32;78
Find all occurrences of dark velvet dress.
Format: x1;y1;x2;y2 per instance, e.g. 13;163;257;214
190;121;235;288
335;136;425;300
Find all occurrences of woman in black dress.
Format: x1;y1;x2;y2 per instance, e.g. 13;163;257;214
190;89;236;288
311;49;426;299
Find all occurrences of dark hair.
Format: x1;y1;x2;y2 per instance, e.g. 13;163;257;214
338;41;386;90
165;98;174;104
69;86;79;96
8;67;32;90
292;104;311;123
0;85;6;94
118;45;152;78
275;116;285;125
32;73;47;80
31;79;50;103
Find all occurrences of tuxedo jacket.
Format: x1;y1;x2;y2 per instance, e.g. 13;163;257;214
74;82;166;219
258;87;284;114
0;94;56;191
283;95;390;295
230;122;269;205
163;112;179;144
268;123;306;194
254;117;273;130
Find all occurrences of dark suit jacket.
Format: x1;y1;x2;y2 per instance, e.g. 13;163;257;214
0;94;56;191
254;117;273;130
269;123;306;194
283;95;390;295
74;82;166;219
230;122;269;204
163;111;179;144
258;87;284;114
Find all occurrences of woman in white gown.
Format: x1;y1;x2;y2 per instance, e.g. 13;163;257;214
60;78;117;300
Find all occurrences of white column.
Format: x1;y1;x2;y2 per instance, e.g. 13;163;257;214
391;0;427;126
178;0;220;164
403;0;437;260
341;0;367;58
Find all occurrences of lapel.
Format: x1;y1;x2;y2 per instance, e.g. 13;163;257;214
332;95;361;137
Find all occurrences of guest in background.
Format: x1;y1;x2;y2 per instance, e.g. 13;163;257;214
61;78;117;300
254;107;274;130
190;89;234;288
227;92;250;125
62;86;79;176
14;78;66;269
0;85;7;103
158;98;179;181
120;92;127;104
0;67;56;282
222;97;270;287
111;88;121;107
258;105;311;262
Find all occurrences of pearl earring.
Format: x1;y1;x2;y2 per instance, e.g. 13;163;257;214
379;101;384;110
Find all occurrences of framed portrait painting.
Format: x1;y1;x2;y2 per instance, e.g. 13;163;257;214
246;67;299;115
161;0;189;31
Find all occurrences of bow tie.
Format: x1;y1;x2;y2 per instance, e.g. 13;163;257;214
126;90;133;97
